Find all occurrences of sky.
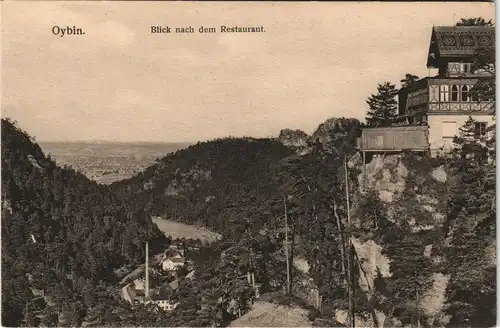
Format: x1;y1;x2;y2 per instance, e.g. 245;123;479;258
1;2;495;143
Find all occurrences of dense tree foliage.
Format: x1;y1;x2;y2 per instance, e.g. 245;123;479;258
441;117;496;327
3;111;495;328
111;137;294;234
2;116;365;327
1;118;168;326
110;120;364;324
455;17;494;27
470;44;496;113
400;74;420;89
365;82;399;127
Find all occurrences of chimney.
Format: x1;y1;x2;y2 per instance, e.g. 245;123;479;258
145;241;149;299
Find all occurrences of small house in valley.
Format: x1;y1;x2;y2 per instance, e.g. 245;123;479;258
149;296;179;311
147;283;179;312
132;278;145;290
162;256;185;271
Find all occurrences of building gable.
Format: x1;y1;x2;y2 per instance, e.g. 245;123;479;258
427;26;495;68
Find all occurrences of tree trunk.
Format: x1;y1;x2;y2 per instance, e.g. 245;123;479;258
353;247;380;328
383;305;397;328
290;220;296;292
333;201;348;283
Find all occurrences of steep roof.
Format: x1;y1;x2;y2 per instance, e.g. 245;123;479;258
168;257;185;263
151;295;173;301
427;25;495;68
169;279;179;290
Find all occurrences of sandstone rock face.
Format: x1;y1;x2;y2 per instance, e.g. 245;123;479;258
352;237;392;299
431;166;447;183
163;166;212;197
278;117;361;155
278;129;309;147
421;273;450;316
229;301;313;327
311;117;357;144
27;154;42;169
278;129;311;155
358;155;407;203
352;153;452;325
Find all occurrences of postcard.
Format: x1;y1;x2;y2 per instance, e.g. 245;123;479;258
1;2;495;327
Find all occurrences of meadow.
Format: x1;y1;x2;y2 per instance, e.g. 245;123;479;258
151;216;222;245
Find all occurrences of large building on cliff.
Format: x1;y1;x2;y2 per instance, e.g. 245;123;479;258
358;25;495;157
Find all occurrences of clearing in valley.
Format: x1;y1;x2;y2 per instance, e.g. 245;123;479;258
152;217;221;245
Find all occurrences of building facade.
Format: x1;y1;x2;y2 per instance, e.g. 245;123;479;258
397;25;495;156
162;256;185;271
149;298;179;311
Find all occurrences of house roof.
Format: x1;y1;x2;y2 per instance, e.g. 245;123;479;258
169;279;179;290
151;295;173;302
427;25;495;68
158;283;173;295
168;257;185;263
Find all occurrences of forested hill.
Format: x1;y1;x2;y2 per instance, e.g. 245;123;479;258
110;118;362;238
110;137;296;235
3;114;495;328
105;118;365;327
1;118;168;327
109;116;496;328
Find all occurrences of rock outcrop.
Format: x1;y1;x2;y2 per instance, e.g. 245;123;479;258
229;301;313;327
278;128;311;155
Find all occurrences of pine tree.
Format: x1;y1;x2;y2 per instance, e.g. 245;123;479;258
452;116;488;162
486;118;495;162
365;82;399;127
400;74;420;89
444;154;496;327
470;47;495;112
456;17;494;27
458;116;476;140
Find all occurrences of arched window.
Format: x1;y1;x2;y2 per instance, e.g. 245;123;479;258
461;85;469;102
451;85;459;101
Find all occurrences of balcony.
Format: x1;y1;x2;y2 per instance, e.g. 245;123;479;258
403;78;494;116
356;126;429;153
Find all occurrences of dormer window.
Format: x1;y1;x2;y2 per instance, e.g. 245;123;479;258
460;63;471;74
447;62;473;76
448;62;461;75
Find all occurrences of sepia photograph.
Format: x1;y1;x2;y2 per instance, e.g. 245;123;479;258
1;2;496;327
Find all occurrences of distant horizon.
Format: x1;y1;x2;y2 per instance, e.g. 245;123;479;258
38;139;195;145
36;135;279;144
6;116;281;145
3;2;493;143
